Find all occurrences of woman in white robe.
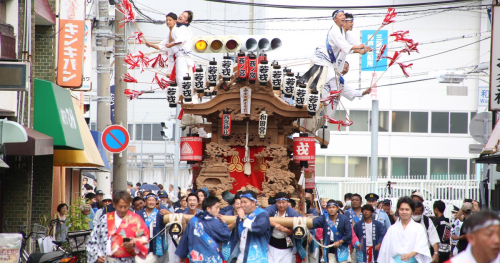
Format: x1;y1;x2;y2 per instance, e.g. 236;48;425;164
378;196;432;263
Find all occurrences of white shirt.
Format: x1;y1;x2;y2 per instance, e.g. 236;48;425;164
272;212;287;239
451;219;463;246
312;23;353;71
378;219;432;263
366;222;373;246
172;25;193;54
238;217;255;263
416;217;440;248
450;244;500;263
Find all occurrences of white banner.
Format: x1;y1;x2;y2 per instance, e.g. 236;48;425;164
240;87;252;114
489;5;500;111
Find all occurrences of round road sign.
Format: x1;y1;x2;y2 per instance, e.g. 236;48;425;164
102;125;130;153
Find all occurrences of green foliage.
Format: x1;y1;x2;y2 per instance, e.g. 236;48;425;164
66;198;90;231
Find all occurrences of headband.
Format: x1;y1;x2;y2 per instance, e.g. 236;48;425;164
332;10;344;19
275;198;289;201
240;193;257;202
144;194;159;201
345;18;353;21
327;203;339;207
466;219;500;234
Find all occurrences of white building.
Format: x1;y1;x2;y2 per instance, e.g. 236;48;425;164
86;0;491;201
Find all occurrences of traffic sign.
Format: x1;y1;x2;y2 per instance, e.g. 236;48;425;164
102;125;130;153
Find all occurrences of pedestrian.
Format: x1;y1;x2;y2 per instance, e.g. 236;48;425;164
345;194;363;261
127;182;135;197
312;199;352;263
175;195;188;213
412;201;440;262
382;199;397;225
93;194;113;227
365;193;392;231
196;189;208;210
157;190;174;212
136;193;169;263
453;203;473;254
229;190;271;263
353;204;387;263
450;205;462;256
176;195;231;262
55;203;69;241
444;210;499;263
306;192;319;216
222;193;242;261
411;191;434;217
86;191;150;263
432;200;452;263
184;193;202;215
378;196;432;263
95;190;104;209
265;192;300;263
167;184;178;203
132;196;145;212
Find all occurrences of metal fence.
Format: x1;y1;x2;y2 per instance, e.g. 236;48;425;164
316;176;480;218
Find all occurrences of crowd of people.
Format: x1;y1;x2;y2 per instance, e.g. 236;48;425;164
82;182;500;263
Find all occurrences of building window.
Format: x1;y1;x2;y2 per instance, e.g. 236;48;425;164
410;112;428;133
349;110;369;132
326;156;345;177
128;124;134;139
315;156;325;177
410;158;427;177
348;157;368;177
391;157;408;178
430;158;448;179
431;112;449;133
392;111;409;132
328;110;347;131
134;123;163;141
450;113;468;134
369;111;389;132
152;124;164;141
449;159;467;178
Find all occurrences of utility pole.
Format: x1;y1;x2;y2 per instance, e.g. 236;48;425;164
173;104;181;198
113;10;128;191
95;0;112;194
370;72;379;193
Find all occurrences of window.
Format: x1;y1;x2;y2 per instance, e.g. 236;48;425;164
128;124;134;139
328;110;347;131
410;112;428;133
135;123;163;141
315;156;326;177
369;111;389;132
348;157;368;177
152;124;164;141
349;110;369;131
430;158;448;179
135;124;143;140
392;111;409;132
450;113;468;134
410;158;427;176
326;156;345;177
431;112;449;133
449;159;467;178
391;157;408;178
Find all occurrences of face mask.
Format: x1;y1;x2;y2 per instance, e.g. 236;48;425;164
345;201;352;207
412;215;422;221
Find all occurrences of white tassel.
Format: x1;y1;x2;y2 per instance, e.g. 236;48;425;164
243;121;251;176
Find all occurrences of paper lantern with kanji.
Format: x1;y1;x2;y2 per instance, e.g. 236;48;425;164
293;134;315;168
237;51;247;81
166;82;178;108
194;66;205;94
180;136;203;164
206;59;218;96
248;53;257;84
271;63;283;90
283;70;295;98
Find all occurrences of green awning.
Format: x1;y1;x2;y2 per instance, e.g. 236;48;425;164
34;79;84;150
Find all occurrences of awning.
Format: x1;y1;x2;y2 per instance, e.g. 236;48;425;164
53;98;104;168
0;119;27;144
82;130;111;172
0;159;9;168
4;127;53;156
34;79;84;150
35;0;56;25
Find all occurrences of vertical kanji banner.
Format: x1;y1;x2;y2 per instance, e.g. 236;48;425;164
489;5;500;111
361;30;388;71
57;0;85;88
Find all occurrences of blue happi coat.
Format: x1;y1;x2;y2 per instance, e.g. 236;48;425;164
307;207;319;216
344;208;363;225
353;219;386;263
264;204;307;258
312;212;352;262
175;211;231;262
220;205;234;215
229;207;271;263
136;208;167;256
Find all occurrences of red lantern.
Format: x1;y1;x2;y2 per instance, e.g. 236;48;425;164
222;111;231;139
293;133;315;168
180;136;203;163
248;53;257;84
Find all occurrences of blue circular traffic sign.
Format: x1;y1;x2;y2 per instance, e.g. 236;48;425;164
102;125;130;153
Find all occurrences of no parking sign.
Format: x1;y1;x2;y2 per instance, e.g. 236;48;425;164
102;125;130;153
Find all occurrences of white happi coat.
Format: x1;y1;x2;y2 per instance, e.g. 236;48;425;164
378;219;432;263
171;25;194;84
158;27;177;76
450;244;500;263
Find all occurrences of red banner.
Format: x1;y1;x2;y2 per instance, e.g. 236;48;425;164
226;146;267;194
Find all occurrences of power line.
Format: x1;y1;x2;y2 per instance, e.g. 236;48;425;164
203;0;482;10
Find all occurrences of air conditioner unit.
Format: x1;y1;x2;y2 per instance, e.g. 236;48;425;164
0;61;29;91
